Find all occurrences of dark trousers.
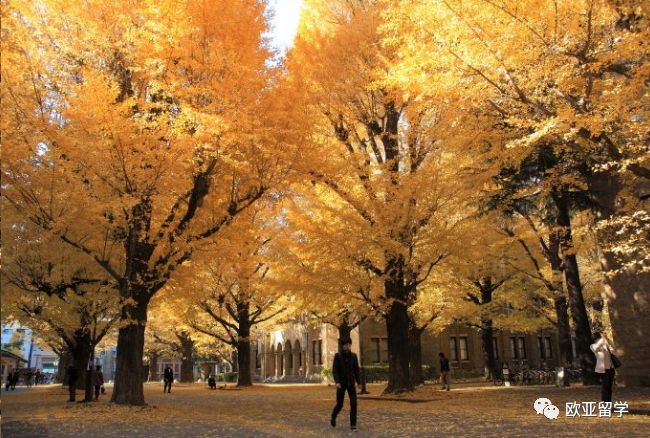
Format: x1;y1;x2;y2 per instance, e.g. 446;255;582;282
164;380;172;393
94;385;102;400
601;368;615;402
332;384;357;427
68;381;77;401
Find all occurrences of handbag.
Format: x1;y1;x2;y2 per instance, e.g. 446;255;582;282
100;385;106;394
610;353;622;369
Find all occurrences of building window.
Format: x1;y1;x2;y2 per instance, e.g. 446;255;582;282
492;337;499;359
255;345;261;369
381;338;388;362
312;340;323;365
459;337;468;360
510;336;527;359
538;337;552;359
449;336;469;361
449;337;457;361
298;351;302;367
371;338;381;363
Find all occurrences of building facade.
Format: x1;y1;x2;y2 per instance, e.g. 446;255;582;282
1;324;58;374
251;319;563;382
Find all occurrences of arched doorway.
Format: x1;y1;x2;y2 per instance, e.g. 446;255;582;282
276;342;283;376
294;340;302;376
285;340;293;375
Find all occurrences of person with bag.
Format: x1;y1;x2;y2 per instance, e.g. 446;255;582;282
590;332;620;403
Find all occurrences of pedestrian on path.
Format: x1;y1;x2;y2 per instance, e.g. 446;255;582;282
65;365;78;402
439;352;450;391
163;366;174;393
591;332;617;403
5;370;15;391
208;375;217;390
330;337;360;432
93;365;105;401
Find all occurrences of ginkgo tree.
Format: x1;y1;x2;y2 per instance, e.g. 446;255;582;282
287;0;476;392
1;222;120;399
384;0;649;385
1;0;299;405
174;208;289;387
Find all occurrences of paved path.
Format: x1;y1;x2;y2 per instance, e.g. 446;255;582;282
2;383;649;437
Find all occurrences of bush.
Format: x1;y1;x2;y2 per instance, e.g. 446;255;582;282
321;367;333;383
362;364;440;383
451;368;483;380
216;372;238;383
362;365;389;383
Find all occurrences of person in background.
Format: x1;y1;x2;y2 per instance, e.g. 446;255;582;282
163;365;174;393
330;337;361;432
439;352;451;391
93;365;105;401
5;370;15;391
591;332;616;403
65;365;78;402
208;374;217;390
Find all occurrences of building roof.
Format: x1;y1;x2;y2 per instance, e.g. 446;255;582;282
1;349;28;363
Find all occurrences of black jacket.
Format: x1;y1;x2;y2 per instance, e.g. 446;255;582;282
164;367;174;381
440;357;450;372
332;351;360;386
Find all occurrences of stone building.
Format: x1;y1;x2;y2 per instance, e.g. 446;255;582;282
1;349;27;383
251;319;563;382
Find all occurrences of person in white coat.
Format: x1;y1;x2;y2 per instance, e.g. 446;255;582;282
590;332;616;402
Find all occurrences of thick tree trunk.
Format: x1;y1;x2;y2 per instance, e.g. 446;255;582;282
57;348;72;384
179;333;195;383
588;172;650;386
480;318;497;379
408;323;424;386
236;304;253;387
552;189;596;384
384;261;413;393
111;295;149;405
70;335;92;391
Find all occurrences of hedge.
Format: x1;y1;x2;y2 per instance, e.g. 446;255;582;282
216;372;238;382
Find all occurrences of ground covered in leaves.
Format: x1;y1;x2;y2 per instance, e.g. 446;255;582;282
2;382;649;437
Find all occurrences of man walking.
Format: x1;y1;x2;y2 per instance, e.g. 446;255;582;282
163;365;174;393
330;337;360;432
93;365;105;401
65;365;78;402
439;352;450;391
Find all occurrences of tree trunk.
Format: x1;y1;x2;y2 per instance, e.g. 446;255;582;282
148;351;159;381
408;323;424;386
552;189;596;384
338;321;352;353
57;348;72;384
111;295;149;405
480;318;497;379
588;172;650;386
554;295;573;364
384;259;413;393
70;334;92;391
236;303;253;387
178;333;195;383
